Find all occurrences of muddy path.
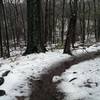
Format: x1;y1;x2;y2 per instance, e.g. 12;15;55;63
30;51;100;100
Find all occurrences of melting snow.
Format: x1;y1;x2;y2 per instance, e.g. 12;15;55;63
56;58;100;100
0;43;100;100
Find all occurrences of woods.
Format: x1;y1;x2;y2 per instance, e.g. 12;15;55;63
1;1;100;100
0;0;100;57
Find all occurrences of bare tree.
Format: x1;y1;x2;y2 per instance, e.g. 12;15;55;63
64;0;78;54
52;0;56;43
0;0;10;57
24;0;46;55
61;0;65;44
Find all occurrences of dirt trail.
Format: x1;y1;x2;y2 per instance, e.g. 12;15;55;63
30;51;100;100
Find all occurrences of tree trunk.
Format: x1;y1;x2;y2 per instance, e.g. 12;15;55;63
0;0;10;57
24;0;46;55
44;0;49;45
52;0;55;43
61;0;65;44
63;0;78;54
82;0;85;45
0;22;3;57
93;0;97;41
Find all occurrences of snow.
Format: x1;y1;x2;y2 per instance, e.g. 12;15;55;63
0;43;100;100
72;42;100;55
0;51;69;100
55;58;100;100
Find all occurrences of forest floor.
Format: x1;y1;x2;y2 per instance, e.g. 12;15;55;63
0;43;100;100
30;49;100;100
57;56;100;100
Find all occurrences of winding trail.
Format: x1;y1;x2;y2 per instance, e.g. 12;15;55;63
30;51;100;100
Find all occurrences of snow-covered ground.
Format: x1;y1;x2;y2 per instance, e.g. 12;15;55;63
0;43;100;100
54;57;100;100
0;51;70;100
